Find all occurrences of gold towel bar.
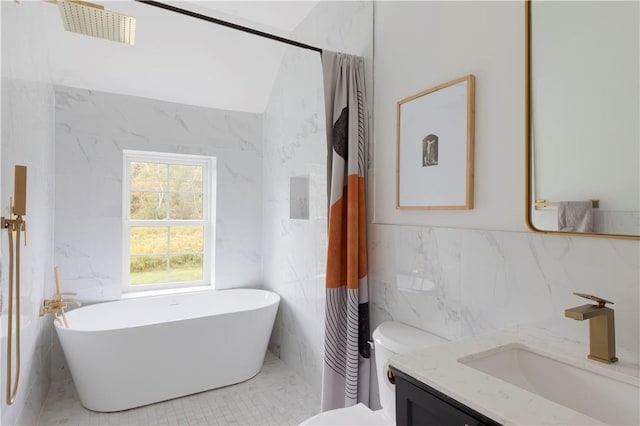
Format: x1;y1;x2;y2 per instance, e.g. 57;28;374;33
534;199;599;209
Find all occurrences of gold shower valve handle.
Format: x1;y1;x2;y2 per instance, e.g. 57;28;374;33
573;292;613;308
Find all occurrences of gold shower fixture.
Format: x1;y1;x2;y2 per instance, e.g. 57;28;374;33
49;0;136;45
40;267;81;328
1;165;28;406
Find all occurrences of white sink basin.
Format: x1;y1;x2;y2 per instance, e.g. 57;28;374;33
458;344;639;425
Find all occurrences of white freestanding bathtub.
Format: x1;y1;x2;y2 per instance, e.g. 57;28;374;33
55;288;280;412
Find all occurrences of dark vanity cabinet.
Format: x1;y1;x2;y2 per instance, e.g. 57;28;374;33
392;367;502;426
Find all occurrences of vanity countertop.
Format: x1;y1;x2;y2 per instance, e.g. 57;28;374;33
389;323;640;426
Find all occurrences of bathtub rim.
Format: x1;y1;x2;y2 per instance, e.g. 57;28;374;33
122;284;214;300
54;287;280;333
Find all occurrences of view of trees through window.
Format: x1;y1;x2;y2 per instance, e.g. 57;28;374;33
128;161;205;285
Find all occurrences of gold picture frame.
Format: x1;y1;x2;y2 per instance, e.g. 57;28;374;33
396;75;475;210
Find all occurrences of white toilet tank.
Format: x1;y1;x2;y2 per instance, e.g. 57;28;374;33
373;321;448;422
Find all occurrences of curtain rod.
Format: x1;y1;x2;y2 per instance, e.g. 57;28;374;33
135;1;323;54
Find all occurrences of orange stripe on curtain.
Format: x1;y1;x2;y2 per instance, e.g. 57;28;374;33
325;175;367;290
326;195;346;289
356;175;367;280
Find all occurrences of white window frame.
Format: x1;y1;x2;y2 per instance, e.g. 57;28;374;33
122;150;216;294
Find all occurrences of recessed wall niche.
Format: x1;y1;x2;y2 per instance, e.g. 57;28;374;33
290;175;310;220
289;165;326;221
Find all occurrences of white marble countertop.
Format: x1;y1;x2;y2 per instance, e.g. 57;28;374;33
389;322;640;425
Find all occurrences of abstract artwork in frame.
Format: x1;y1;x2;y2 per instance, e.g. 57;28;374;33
396;75;475;210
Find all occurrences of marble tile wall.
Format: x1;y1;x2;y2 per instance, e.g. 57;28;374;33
369;225;639;350
53;86;264;303
1;77;56;426
1;2;56;425
261;1;373;396
367;225;640;408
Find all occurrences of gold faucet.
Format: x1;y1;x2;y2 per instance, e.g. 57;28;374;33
565;292;617;364
40;267;81;328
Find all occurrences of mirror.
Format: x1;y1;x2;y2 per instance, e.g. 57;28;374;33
525;0;639;239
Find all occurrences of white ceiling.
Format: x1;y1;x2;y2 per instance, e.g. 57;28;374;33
41;1;318;113
182;1;318;34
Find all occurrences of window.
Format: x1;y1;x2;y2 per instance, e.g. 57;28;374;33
123;150;215;292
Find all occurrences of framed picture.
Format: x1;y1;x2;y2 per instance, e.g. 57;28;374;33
396;75;475;210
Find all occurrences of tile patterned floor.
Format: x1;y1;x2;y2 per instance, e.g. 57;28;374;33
37;353;320;426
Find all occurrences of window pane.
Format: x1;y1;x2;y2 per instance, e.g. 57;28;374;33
130;227;168;254
130;192;167;220
130;162;168;191
170;226;204;253
169;164;203;192
169;254;203;282
130;255;167;285
125;153;212;291
169;193;203;219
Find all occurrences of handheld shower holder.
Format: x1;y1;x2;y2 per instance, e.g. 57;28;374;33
3;165;28;405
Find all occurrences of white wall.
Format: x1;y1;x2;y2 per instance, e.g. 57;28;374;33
369;0;639;409
1;2;56;424
262;0;373;395
373;1;524;230
53;86;264;304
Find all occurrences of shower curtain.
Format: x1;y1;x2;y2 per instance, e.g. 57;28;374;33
320;50;370;411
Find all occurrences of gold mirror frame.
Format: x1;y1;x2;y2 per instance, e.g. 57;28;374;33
524;1;639;240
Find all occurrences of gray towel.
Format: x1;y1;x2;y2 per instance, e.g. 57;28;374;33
557;201;594;232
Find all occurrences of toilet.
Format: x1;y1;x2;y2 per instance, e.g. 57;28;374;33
301;321;448;425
